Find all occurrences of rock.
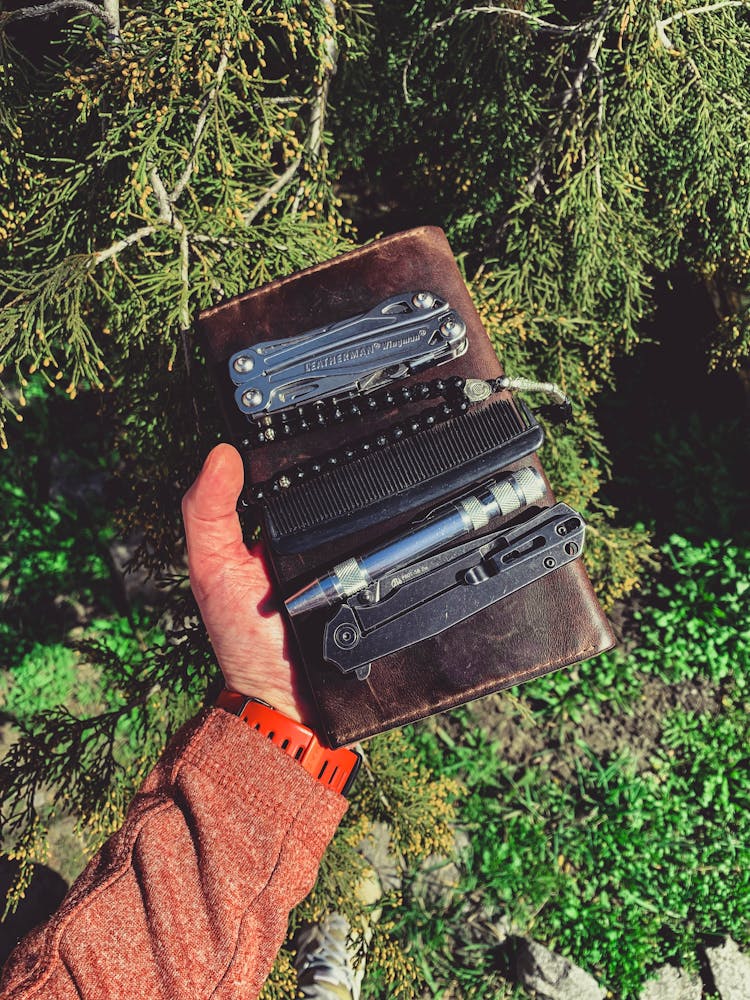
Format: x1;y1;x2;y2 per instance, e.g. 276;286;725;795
411;826;470;907
704;937;750;1000
412;853;461;907
514;939;605;1000
639;964;702;1000
488;913;513;945
358;820;401;897
108;536;167;605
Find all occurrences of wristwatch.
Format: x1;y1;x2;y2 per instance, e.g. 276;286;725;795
215;688;361;797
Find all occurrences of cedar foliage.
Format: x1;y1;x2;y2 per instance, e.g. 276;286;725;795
332;0;750;603
1;1;749;994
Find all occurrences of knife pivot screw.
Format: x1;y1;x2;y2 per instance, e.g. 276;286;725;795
242;388;263;408
543;556;556;569
233;355;255;374
556;524;568;536
413;291;436;309
333;624;359;649
564;542;579;557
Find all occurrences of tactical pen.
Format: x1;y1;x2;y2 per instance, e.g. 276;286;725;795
284;466;546;617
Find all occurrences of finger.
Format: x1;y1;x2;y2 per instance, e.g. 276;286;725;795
182;443;245;566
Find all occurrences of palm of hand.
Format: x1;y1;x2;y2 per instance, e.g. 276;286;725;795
182;444;306;723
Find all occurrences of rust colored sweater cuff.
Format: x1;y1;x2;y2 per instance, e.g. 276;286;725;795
1;708;348;1000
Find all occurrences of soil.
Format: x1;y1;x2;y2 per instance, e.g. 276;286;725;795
559;675;720;774
443;666;723;787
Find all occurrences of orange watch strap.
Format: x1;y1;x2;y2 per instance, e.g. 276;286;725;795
215;689;360;796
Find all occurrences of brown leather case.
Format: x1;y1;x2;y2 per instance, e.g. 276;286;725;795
197;227;615;747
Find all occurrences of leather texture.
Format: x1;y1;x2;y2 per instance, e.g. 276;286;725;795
197;227;615;747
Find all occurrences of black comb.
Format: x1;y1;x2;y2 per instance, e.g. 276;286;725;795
260;398;544;554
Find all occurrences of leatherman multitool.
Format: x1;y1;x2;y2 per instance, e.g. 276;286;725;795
322;502;585;681
229;291;468;418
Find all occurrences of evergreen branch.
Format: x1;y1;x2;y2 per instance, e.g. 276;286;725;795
308;0;338;163
148;164;184;232
305;67;331;166
524;8;610;199
178;227;190;334
402;5;605;102
656;1;749;50
92;225;156;265
291;0;338;214
169;46;231;205
102;0;120;49
0;0;116;31
148;162;193;366
190;232;238;247
241;3;338;224
242;154;302;224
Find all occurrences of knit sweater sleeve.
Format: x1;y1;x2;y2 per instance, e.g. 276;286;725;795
0;708;348;1000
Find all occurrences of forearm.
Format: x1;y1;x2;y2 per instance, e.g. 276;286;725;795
1;708;347;1000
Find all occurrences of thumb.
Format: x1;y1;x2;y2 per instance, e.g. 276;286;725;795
182;443;245;568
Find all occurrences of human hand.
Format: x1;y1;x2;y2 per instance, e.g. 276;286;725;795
182;443;308;723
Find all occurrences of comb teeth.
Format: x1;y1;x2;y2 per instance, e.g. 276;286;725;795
263;399;544;553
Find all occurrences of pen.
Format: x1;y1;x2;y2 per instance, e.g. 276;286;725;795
284;466;545;617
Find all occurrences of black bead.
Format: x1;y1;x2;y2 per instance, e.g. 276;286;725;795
361;441;372;453
376;435;388;447
457;399;470;414
399;385;413;403
392;426;405;441
251;486;265;502
311;462;323;475
332;407;344;422
432;379;446;396
440;403;453;419
348;403;362;418
281;422;295;436
327;455;339;466
298;418;310;433
409;419;421;434
448;376;466;393
381;391;395;408
417;383;432;400
344;448;356;461
424;413;436;427
315;410;327;426
294;467;306;481
366;396;379;411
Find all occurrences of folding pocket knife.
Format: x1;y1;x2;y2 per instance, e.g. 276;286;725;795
323;502;586;680
228;291;468;418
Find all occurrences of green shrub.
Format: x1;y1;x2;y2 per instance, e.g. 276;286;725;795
409;700;750;998
519;648;644;724
633;535;750;685
399;525;750;996
0;644;94;720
